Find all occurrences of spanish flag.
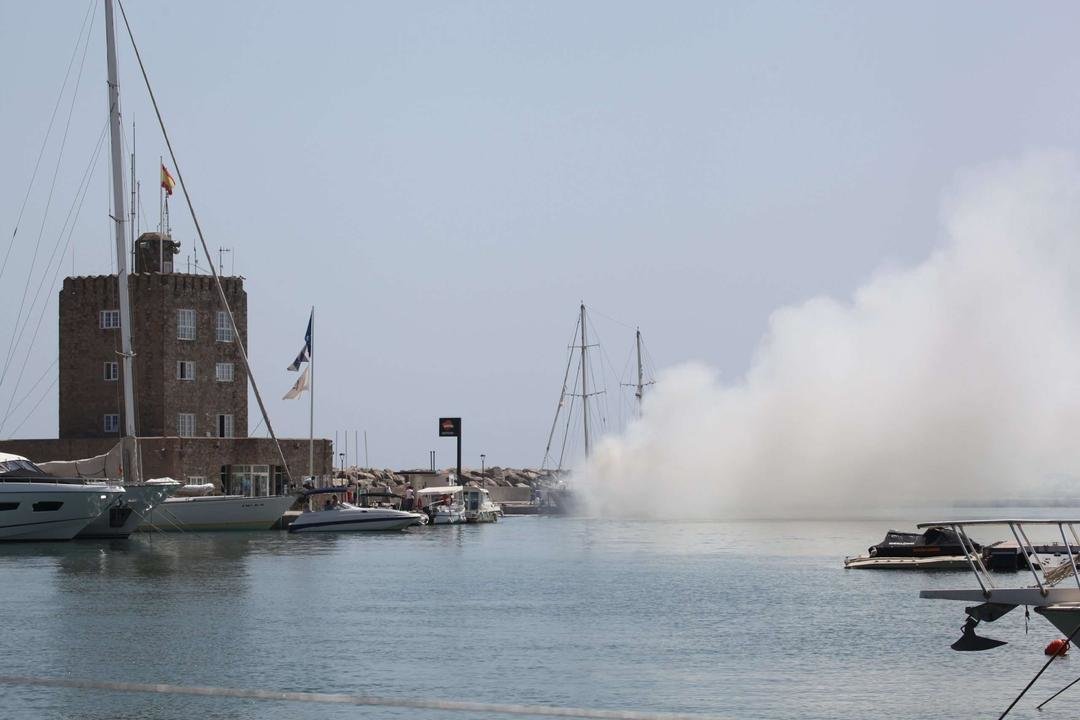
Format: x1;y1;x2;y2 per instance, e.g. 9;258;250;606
160;163;176;196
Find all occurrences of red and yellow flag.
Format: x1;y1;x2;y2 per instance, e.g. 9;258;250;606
160;164;176;196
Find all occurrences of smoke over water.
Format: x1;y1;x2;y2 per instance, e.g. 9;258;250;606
577;153;1080;519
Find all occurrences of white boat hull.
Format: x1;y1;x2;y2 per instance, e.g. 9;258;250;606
138;494;296;531
289;506;423;533
76;483;175;539
0;483;124;541
430;507;466;525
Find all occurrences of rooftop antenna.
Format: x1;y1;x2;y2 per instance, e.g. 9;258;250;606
218;247;231;275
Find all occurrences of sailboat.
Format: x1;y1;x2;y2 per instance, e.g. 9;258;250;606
538;303;607;514
88;0;298;532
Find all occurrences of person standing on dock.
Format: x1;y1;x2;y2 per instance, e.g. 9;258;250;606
404;485;415;511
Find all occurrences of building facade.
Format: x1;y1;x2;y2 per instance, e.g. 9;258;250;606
5;232;334;491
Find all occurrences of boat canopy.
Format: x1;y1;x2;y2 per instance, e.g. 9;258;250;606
38;441;123;479
417;486;462;496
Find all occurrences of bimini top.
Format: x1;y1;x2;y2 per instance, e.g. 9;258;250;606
417;486;463;496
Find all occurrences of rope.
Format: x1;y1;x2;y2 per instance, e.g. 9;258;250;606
0;675;727;720
115;0;293;484
0;0;97;390
1;0;95;283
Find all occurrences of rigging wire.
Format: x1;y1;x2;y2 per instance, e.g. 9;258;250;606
116;0;293;482
1;0;95;286
5;376;59;438
0;122;109;436
0;0;97;391
1;358;58;424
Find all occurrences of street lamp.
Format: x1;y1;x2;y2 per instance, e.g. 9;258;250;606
480;453;486;487
338;452;345;473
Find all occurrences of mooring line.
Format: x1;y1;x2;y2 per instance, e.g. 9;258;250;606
0;675;727;720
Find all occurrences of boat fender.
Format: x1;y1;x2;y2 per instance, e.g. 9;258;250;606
1045;639;1070;656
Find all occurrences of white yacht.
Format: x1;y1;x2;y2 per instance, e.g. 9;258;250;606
0;455;125;541
38;443;180;538
140;493;297;532
288;489;422;533
417;486;466;525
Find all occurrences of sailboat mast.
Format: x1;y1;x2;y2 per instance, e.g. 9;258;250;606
580;302;589;457
635;328;644;413
105;0;139;462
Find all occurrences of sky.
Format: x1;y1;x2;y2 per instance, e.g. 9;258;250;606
2;1;1080;471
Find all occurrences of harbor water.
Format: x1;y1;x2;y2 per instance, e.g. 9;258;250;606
3;512;1079;719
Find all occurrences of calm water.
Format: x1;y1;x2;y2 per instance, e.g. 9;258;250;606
2;512;1080;719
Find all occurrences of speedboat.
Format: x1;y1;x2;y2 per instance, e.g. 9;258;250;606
288;488;423;533
0;455;125;541
844;526;979;569
417;486;466;525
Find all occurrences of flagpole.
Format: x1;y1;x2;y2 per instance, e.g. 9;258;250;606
308;306;315;485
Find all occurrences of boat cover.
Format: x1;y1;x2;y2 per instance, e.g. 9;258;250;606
869;526;980;558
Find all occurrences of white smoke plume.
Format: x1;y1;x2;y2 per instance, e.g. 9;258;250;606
577;153;1080;519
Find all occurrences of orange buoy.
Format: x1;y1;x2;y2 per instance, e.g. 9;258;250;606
1045;639;1070;656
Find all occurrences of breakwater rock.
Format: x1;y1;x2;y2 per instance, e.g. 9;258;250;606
341;466;562;490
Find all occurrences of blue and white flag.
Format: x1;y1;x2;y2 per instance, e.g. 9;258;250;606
287;310;313;371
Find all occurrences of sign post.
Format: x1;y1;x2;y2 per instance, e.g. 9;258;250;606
438;417;462;484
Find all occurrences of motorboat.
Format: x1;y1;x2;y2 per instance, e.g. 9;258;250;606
140;493;298;532
916;519;1080;650
0;455;125;541
288;488;423;533
844;526;980;569
463;486;502;523
417;486;466;525
38;443;180;538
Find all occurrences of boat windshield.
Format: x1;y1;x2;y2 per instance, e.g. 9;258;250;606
0;458;46;477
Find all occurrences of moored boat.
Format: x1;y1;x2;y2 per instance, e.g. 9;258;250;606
0;454;125;541
844;526;980;569
288;488;422;533
140;493;297;532
417;486;466;525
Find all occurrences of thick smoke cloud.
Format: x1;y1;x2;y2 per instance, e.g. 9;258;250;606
577;153;1080;519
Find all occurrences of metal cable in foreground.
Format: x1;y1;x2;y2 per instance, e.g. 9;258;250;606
0;675;728;720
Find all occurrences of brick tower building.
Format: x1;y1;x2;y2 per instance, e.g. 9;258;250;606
0;231;331;492
58;232;248;440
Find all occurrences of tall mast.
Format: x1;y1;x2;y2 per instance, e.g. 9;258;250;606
580;302;589;457
635;328;644;413
105;0;139;479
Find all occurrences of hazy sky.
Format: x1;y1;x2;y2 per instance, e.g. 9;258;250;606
1;1;1080;470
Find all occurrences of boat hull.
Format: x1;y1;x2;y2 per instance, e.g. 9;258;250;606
0;484;124;541
289;508;423;533
844;555;973;570
138;494;296;531
76;483;175;539
1036;604;1080;636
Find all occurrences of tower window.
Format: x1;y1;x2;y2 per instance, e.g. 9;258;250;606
104;414;119;433
177;413;196;437
104;362;118;381
100;310;120;329
216;311;235;342
215;362;234;382
177;308;196;340
217;414;234;438
177;360;196;381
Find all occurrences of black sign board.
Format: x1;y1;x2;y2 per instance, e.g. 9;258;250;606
438;417;461;437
